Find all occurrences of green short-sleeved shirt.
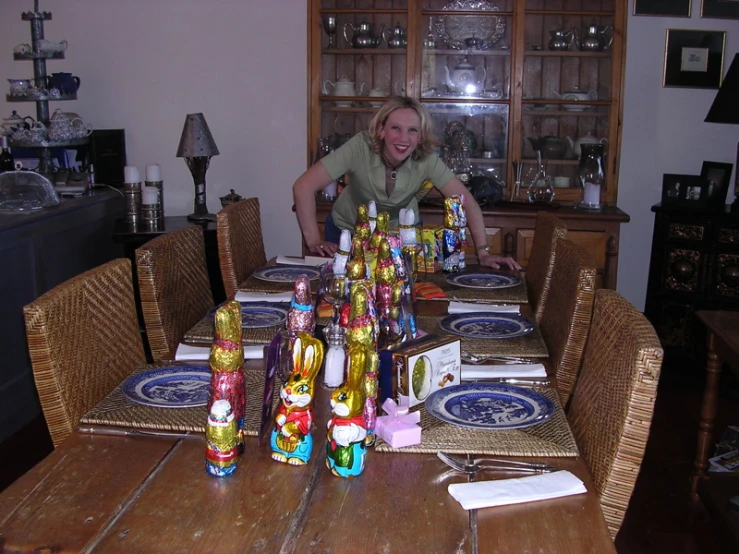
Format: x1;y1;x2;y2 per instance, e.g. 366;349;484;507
320;132;454;229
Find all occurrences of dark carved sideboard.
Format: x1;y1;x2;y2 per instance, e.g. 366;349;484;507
645;203;739;365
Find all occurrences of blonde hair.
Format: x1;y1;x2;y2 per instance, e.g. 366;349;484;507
368;96;438;160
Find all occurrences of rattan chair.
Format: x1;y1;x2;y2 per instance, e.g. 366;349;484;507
136;225;214;361
217;197;267;300
538;238;596;407
567;289;663;539
23;258;146;448
526;212;567;323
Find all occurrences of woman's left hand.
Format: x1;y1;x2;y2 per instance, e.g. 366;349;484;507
478;252;522;271
309;241;337;257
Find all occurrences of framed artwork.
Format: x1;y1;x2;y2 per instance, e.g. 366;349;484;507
701;0;739;19
663;29;726;88
700;160;733;208
661;173;707;208
634;0;692;17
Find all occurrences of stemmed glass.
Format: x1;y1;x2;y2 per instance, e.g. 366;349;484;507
319;264;346;331
322;14;337;49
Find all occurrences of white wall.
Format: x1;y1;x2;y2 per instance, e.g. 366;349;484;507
0;0;308;258
0;0;737;309
618;1;739;309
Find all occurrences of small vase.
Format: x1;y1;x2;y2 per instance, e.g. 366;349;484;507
577;143;605;210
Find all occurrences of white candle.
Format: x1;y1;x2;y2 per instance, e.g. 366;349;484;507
146;164;161;182
322;181;338;198
124;165;140;183
583;182;600;206
142;186;158;205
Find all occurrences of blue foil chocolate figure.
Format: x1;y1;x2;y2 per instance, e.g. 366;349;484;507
271;333;323;465
326;344;368;477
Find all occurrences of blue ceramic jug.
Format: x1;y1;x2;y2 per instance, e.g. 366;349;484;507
47;73;80;95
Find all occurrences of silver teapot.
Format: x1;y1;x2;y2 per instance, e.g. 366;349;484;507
548;29;573;51
572;24;613;52
382;22;407;49
343;17;385;49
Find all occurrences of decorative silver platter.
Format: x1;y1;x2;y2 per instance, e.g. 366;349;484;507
434;0;506;50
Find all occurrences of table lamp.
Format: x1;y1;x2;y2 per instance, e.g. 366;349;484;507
176;113;220;221
704;53;739;211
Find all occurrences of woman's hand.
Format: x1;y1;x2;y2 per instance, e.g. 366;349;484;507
308;240;337;257
478;252;522;271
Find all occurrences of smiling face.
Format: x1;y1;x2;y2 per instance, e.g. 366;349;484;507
379;107;422;167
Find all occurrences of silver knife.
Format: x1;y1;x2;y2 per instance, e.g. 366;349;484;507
77;426;202;439
463;378;551;386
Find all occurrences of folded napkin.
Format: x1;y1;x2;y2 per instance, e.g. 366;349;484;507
276;255;329;267
461;363;547;380
175;343;265;361
448;302;520;314
234;291;293;303
448;470;586;510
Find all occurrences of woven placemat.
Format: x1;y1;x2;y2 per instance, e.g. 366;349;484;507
80;364;278;435
375;387;578;457
415;315;548;358
184;316;283;345
418;272;528;304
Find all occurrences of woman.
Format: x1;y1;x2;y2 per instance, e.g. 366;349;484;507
293;96;520;270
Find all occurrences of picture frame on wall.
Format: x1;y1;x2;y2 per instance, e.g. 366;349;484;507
701;0;739;19
663;29;726;88
700;160;734;209
661;174;708;208
635;0;692;17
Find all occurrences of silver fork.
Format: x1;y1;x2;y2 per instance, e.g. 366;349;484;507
461;350;539;365
437;451;557;474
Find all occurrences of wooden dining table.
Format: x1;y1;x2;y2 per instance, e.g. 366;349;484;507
0;266;616;553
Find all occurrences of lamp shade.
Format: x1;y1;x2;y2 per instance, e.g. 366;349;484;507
705;53;739;124
176;113;220;157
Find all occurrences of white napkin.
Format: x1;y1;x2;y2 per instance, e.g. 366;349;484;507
175;343;265;361
448;302;520;314
234;291;293;303
461;363;547;380
448;471;586;510
276;255;328;267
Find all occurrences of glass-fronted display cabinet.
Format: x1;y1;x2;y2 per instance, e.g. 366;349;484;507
309;0;624;207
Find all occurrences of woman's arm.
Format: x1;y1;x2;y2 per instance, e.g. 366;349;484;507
292;162;338;255
439;178;521;270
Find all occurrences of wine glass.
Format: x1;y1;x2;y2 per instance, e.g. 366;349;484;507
319;265;346;330
322;14;337;49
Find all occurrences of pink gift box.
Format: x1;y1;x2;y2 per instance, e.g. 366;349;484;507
376;397;422;449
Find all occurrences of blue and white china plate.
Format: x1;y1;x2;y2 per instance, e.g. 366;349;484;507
425;383;554;430
440;312;535;339
446;272;522;290
208;302;288;328
121;366;210;408
253;265;320;282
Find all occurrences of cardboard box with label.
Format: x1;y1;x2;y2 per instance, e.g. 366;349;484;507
395;335;461;407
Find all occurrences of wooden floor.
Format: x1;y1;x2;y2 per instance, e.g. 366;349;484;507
2;359;739;553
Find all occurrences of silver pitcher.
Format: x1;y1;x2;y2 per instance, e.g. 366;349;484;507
572;24;613;52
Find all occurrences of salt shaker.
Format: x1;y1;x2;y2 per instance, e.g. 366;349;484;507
323;325;346;388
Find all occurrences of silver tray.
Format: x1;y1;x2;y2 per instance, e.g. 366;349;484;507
434;0;506;50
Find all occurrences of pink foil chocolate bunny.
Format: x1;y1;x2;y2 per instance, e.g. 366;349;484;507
287;274;315;335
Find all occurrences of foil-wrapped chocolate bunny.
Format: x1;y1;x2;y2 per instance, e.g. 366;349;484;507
271;333;323;465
